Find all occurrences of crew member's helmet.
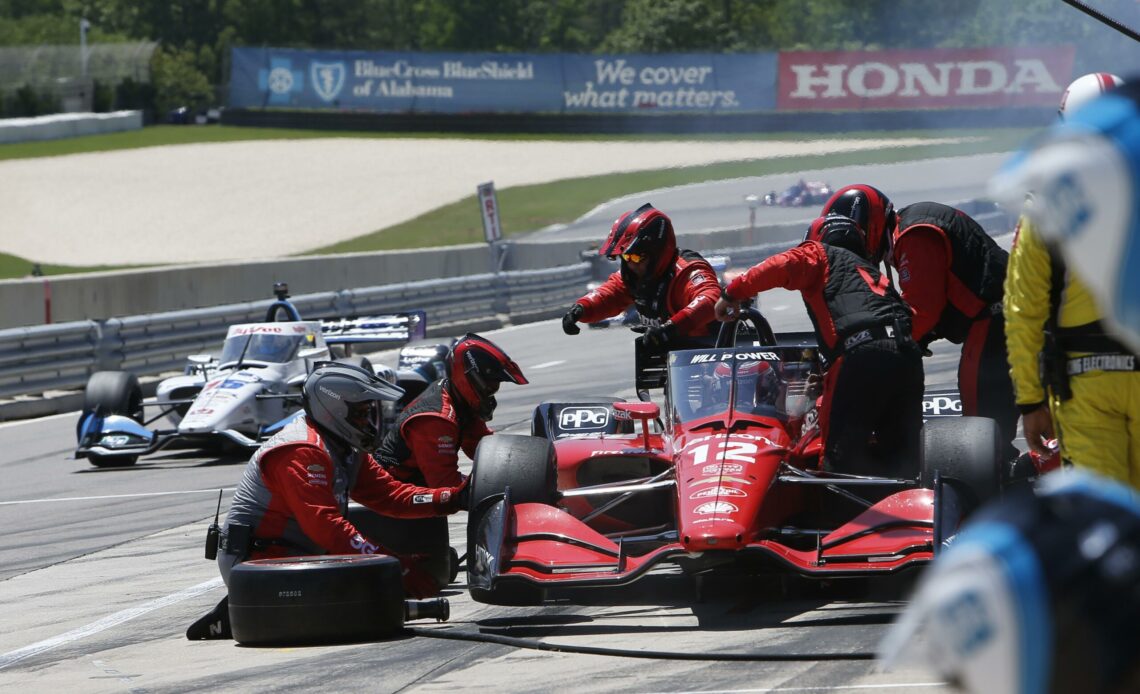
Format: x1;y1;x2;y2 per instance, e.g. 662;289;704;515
600;203;678;279
447;333;528;421
1059;72;1124;120
805;214;869;259
880;471;1140;694
302;362;404;452
819;184;895;263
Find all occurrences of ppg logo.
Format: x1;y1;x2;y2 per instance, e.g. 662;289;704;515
559;407;610;429
923;395;962;416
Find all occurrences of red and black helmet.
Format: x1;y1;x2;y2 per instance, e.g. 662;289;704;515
600;203;677;278
804;214;869;259
447;333;527;421
819;184;895;263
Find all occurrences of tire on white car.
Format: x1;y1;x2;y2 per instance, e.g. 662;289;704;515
82;370;143;468
228;555;405;646
920;416;1003;513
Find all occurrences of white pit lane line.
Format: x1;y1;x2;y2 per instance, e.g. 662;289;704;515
0;577;224;670
0;488;235;506
528;360;566;370
654;684;946;693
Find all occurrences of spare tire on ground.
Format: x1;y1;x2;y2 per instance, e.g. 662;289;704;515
228;555;404;646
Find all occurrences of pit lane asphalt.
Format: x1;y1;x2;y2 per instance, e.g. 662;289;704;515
0;155;1014;691
0;290;974;693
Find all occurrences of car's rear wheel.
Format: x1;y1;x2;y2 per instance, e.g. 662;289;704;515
920;416;1002;513
82;371;143;468
228;555;405;646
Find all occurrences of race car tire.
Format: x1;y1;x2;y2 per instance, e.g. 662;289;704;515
228;555;405;646
919;416;1002;512
82;371;143;468
468;434;558;510
466;435;556;607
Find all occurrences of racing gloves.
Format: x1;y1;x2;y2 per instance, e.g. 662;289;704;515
562;303;584;335
434;476;469;514
639;321;677;349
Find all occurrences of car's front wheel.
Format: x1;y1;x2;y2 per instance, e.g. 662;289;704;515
82;371;143;468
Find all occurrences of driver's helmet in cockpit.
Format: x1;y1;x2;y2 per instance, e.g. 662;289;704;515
253;334;298;363
710;360;784;417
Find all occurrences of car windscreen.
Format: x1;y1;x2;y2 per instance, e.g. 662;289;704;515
219;332;307;365
667;348;821;426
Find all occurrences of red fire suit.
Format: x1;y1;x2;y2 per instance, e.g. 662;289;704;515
724;241;923;476
576;251;720;337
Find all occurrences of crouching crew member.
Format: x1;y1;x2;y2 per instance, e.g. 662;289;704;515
188;362;465;640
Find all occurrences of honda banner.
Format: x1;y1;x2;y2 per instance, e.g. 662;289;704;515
777;46;1075;111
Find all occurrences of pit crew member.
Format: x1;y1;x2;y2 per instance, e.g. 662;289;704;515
825;186;1019;461
376;333;527;488
188;363;466;639
716;214;923;477
1004;72;1140;485
561;203;720;348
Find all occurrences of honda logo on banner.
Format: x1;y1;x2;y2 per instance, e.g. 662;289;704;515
777;46;1075;111
477;181;501;244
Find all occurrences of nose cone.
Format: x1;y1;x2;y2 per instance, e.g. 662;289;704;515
682;520;749;551
179;382;258;433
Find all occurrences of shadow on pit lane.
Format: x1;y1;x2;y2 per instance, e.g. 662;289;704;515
472;572;911;639
75;449;250;472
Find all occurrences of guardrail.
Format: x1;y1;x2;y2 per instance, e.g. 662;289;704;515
0;264;592;405
0;203;1015;417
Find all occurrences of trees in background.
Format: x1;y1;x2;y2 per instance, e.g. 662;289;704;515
0;0;1136;117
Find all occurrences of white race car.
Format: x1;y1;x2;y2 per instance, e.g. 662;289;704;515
75;293;444;468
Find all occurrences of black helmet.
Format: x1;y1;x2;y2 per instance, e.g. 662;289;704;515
820;184;895;263
880;471;1140;693
600;203;678;279
447;333;528;421
805;214;869;258
302;362;404;452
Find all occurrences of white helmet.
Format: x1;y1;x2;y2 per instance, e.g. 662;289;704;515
1059;72;1123;120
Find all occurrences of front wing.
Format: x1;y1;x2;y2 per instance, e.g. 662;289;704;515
469;490;937;596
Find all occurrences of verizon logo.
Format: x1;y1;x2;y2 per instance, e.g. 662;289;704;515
778;46;1074;111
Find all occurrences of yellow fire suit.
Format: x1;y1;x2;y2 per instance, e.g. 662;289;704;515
1004;215;1140;485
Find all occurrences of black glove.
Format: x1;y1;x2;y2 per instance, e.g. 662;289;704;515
562;304;584;335
639;322;677;349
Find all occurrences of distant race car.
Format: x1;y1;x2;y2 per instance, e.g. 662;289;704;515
464;309;1005;605
74;287;449;468
763;180;833;207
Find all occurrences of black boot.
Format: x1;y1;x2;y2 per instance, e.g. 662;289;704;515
186;596;231;640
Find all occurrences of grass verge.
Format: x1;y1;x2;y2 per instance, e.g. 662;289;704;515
0;125;1034;278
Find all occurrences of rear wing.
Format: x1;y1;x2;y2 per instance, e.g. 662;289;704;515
320;311;427;346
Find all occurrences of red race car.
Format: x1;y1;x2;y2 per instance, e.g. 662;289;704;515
465;316;1004;605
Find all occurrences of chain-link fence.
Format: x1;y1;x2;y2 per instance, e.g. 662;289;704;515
0;42;156;115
